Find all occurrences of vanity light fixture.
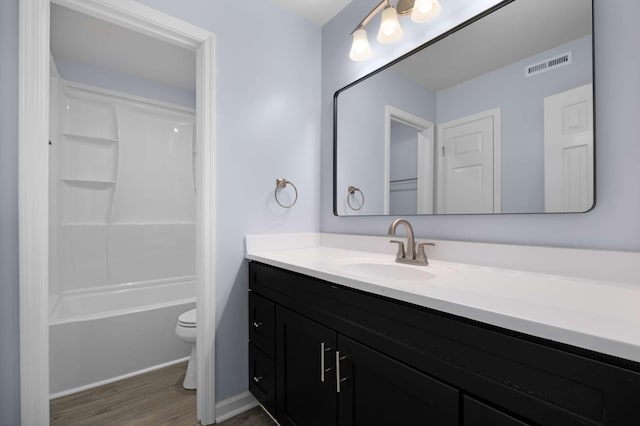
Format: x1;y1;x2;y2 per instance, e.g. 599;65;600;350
411;0;442;23
377;3;404;44
349;0;442;61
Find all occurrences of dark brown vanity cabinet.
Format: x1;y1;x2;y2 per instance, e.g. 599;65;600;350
248;261;640;426
275;306;458;426
336;333;459;426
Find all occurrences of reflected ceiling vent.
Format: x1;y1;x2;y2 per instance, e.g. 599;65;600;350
525;51;572;78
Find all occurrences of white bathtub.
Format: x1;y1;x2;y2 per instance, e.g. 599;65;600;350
49;278;196;398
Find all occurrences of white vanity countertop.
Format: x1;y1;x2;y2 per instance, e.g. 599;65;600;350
245;233;640;364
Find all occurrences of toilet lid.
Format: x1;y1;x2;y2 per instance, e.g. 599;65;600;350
178;309;196;327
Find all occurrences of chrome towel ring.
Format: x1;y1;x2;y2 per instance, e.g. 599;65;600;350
347;186;364;211
275;178;298;208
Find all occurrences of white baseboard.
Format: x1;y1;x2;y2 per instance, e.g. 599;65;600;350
214;391;259;423
49;357;190;400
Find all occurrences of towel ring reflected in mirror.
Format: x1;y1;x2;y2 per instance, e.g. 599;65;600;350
274;178;298;208
347;186;365;211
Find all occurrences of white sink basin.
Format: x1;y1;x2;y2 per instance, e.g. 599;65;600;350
326;258;453;283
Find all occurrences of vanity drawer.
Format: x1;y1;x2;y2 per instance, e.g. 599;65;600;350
463;396;530;426
249;343;275;415
249;292;275;358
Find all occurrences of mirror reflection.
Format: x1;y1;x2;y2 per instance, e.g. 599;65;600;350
334;0;593;216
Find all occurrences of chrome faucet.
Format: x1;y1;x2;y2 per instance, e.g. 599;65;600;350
387;218;434;266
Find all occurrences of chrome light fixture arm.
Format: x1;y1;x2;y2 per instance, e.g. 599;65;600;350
351;0;390;35
351;0;416;34
349;0;441;61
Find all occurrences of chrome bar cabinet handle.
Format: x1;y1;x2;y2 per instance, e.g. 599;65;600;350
321;342;334;382
321;342;325;382
336;351;348;393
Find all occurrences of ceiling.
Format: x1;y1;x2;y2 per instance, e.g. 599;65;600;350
50;4;196;91
51;0;588;95
272;0;352;26
393;0;592;91
50;1;352;91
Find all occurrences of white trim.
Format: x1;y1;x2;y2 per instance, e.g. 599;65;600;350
416;127;435;214
195;34;217;425
19;1;51;424
49;53;60;77
215;391;260;423
53;0;210;49
19;1;217;425
493;109;502;214
49;357;190;400
383;106;435;215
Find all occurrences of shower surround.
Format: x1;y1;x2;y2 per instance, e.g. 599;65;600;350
48;79;196;396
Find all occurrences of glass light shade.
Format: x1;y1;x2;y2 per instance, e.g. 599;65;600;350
411;0;441;23
349;28;373;61
377;5;403;44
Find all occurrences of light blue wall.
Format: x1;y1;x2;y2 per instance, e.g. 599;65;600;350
132;0;321;402
322;0;640;252
0;0;20;423
436;35;592;213
54;57;196;108
336;69;435;214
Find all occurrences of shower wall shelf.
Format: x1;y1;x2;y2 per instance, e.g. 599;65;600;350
61;223;110;227
62;132;118;144
110;222;197;225
61;178;116;184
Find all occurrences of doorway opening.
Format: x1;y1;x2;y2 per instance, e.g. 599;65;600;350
384;105;435;215
19;0;216;424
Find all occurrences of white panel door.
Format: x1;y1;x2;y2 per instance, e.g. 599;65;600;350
544;84;594;212
437;108;501;214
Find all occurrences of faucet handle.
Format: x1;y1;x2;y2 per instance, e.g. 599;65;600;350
389;240;406;260
416;242;436;265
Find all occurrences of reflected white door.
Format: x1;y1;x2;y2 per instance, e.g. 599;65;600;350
437;108;501;214
544;83;594;212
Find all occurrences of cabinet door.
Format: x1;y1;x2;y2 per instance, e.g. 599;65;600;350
276;306;338;426
463;396;531;426
337;335;459;426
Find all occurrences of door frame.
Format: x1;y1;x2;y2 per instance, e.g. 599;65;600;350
383;106;435;214
18;0;217;424
436;108;502;214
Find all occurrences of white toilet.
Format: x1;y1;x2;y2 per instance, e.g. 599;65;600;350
175;308;197;389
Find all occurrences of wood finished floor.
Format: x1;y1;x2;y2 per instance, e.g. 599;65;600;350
50;361;275;426
217;407;275;426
